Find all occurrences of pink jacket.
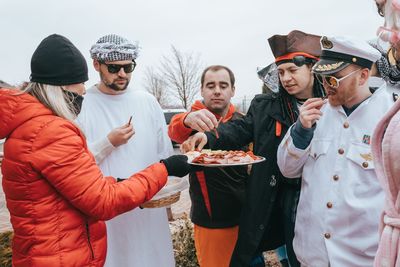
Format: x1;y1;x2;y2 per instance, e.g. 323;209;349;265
372;98;400;267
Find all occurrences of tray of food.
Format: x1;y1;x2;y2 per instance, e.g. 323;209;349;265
185;150;265;167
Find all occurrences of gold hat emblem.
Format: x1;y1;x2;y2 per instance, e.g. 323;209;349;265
315;61;344;72
321;36;333;49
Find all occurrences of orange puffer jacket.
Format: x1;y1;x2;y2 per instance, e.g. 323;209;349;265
0;88;168;266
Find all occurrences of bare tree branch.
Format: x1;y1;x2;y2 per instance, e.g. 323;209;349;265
159;46;202;109
143;68;170;108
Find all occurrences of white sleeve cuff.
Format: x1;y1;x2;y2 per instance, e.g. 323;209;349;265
88;137;116;164
284;134;311;160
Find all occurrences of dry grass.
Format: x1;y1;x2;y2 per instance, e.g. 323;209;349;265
170;215;199;267
0;231;12;267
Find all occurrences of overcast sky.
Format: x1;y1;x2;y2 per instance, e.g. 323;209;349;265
0;0;384;104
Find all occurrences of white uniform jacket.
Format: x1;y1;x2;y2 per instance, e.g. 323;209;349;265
277;85;394;267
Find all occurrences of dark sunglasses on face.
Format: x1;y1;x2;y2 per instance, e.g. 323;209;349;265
315;69;361;89
292;56;315;67
100;61;136;74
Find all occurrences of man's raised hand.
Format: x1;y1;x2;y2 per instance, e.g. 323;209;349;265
107;123;135;147
183;109;218;132
180;132;208;153
299;98;326;128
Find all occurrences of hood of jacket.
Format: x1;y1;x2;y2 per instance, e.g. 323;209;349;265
0;88;53;139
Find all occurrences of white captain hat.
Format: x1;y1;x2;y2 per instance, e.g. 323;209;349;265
312;36;381;75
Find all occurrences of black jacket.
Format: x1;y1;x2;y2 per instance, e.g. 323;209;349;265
190;112;249;228
206;92;301;266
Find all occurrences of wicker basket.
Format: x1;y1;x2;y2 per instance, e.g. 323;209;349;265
141;191;181;209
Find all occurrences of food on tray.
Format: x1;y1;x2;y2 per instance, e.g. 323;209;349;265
186;149;261;165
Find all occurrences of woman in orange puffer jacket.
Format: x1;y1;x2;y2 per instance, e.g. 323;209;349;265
0;34;190;266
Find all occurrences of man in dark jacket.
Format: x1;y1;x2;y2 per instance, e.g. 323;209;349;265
169;65;249;267
181;30;325;267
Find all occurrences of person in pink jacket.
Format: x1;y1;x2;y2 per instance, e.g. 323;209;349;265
372;99;400;267
372;1;400;266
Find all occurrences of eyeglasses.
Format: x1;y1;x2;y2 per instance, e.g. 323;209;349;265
100;61;136;74
316;69;361;89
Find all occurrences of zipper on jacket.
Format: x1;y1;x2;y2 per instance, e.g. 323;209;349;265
85;222;95;260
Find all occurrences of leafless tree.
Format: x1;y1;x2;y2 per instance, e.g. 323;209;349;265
143;68;169;108
159;46;202;109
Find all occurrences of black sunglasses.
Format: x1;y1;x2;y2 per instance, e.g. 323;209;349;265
292;56;315;67
100;61;136;74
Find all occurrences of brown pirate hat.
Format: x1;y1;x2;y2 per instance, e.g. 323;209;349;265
268;30;321;64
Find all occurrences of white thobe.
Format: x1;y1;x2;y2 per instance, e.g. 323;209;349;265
77;85;175;267
277;85;394;267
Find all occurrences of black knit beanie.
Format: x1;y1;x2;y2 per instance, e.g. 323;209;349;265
30;34;88;85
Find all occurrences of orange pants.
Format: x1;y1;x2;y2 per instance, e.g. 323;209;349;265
194;224;239;267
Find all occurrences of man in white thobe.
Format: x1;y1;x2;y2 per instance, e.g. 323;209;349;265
77;34;175;267
277;36;394;266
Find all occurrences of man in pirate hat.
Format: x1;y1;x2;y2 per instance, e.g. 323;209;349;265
180;30;325;267
277;35;395;266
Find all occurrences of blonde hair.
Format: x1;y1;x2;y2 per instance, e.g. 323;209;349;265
20;82;76;121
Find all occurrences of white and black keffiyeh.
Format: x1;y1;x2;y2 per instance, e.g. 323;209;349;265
369;40;400;85
90;34;140;62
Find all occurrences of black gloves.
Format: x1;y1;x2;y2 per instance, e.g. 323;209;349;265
160;155;191;177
